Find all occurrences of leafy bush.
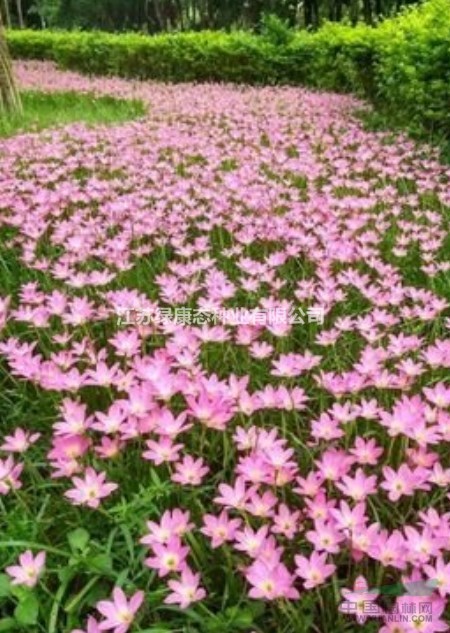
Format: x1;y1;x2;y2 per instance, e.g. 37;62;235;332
374;0;450;134
8;30;281;83
260;13;295;46
6;29;63;60
283;24;376;95
5;0;450;134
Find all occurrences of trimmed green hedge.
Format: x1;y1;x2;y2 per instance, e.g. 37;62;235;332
6;26;377;90
6;0;450;135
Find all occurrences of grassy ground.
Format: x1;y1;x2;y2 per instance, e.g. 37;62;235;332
357;108;450;166
0;91;146;138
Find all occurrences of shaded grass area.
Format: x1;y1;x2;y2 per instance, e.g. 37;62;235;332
356;107;450;166
0;91;146;138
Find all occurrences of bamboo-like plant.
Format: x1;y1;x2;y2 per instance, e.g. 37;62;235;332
0;6;22;116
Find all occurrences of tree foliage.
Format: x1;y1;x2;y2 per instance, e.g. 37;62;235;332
1;0;423;31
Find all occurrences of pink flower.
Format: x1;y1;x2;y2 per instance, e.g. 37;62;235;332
109;330;141;358
153;409;192;438
245;559;299;600
330;501;367;533
6;550;46;587
140;509;194;546
95;437;123;459
368;529;406;569
306;520;345;554
295;551;336;589
144;536;189;577
294;472;324;497
85;361;119;388
164;567;206;609
233;426;258;451
96;587;144;633
0;296;10;330
424;557;450;597
65;467;118;508
1;428;41;453
233;525;270;558
315;448;354;482
53;398;92;436
339;576;379;625
271;503;301;539
349;437;383;465
336;468;378;501
186;390;234;430
171;455;209;485
71;616;102;633
404;525;444;565
201;511;242;548
214;476;253;510
423;382;450;409
245;490;277;518
304;491;335;522
0;456;23;494
381;464;429;501
143;437;184;465
125;385;154;418
92;403;127;435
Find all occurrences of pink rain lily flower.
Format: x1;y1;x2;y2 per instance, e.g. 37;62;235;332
6;550;46;587
1;428;41;453
295;551;336;589
164;567;206;609
339;575;379;624
65;467;118;508
96;587;144;633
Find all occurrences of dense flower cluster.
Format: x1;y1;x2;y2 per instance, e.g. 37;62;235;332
0;62;449;632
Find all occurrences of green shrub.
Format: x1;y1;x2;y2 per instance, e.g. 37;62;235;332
374;0;450;134
5;0;450;136
6;29;62;60
9;29;281;83
260;13;295;47
283;24;376;95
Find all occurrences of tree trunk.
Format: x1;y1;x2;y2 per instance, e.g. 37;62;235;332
2;0;11;29
349;0;359;24
363;0;373;23
16;0;24;28
304;0;319;28
174;0;184;30
0;11;22;116
304;0;312;26
152;0;165;31
311;0;319;28
328;0;335;21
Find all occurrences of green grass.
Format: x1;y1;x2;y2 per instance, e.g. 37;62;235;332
356;107;450;166
0;91;146;138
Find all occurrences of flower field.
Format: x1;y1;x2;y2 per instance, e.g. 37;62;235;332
0;61;449;633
